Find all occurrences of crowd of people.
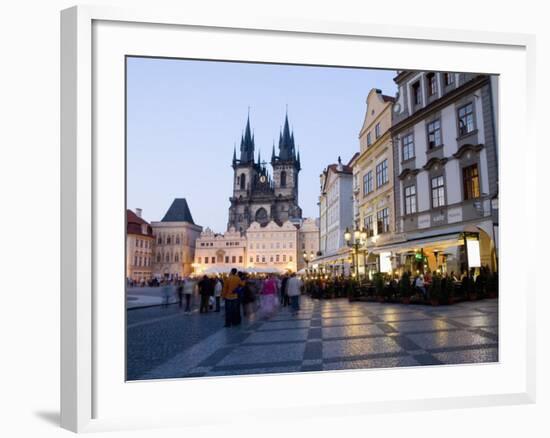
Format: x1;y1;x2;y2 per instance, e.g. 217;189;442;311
153;269;304;328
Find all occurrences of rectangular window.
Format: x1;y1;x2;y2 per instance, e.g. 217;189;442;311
224;256;228;263
364;215;374;237
444;72;455;86
426;73;437;96
276;254;280;262
283;254;287;262
376;160;388;188
367;132;372;146
404;185;417;214
198;257;202;264
376;208;390;234
458;103;475;136
231;256;236;263
427;119;441;149
462;164;480;200
402;134;414;161
431;176;445;208
239;256;243;263
289;256;293;262
375;122;381;138
412;81;421;105
256;255;260;263
204;257;209;264
363;171;373;196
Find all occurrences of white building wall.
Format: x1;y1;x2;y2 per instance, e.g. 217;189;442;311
446;159;461;204
414;122;428;168
441;104;457;156
416;171;430;212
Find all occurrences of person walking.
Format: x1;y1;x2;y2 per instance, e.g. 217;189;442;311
161;280;171;308
176;281;184;308
214;277;222;312
280;274;289;307
198;275;213;313
286;273;303;315
183;277;195;313
222;268;244;327
259;274;279;319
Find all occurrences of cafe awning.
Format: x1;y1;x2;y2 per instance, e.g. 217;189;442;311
369;232;465;254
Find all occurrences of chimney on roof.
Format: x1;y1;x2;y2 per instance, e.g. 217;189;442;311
135;208;142;218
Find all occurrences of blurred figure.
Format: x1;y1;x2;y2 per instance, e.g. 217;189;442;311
222;268;244;327
214;277;223;312
183;277;195;313
286;273;303;315
259;274;279;319
198;275;213;313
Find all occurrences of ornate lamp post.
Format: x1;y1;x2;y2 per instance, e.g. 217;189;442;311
344;226;368;279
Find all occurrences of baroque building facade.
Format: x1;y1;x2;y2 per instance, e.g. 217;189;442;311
151;198;203;278
227;113;302;232
246;220;299;273
349;88;396;274
388;71;499;274
193;227;247;274
126;208;155;282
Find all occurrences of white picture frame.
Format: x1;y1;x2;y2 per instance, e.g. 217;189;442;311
60;5;536;433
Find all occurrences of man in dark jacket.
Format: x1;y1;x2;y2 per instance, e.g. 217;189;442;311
198;276;214;313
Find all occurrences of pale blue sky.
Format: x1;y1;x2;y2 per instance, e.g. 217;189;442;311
127;57;396;231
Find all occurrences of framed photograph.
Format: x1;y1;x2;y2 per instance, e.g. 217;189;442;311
61;5;536;433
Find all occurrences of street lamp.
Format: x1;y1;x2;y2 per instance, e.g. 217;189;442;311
344;226;368;279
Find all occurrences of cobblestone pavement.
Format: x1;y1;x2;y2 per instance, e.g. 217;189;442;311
127;296;498;380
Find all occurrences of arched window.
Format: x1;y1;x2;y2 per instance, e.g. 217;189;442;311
240;173;246;190
156;254;161;263
167;236;171;245
255;207;269;225
176;235;180;244
280;171;287;187
165;253;170;262
174;253;179;262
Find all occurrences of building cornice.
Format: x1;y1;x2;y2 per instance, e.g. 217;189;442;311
390;75;490;135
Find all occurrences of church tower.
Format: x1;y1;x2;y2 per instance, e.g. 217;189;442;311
227;111;302;232
271;112;302;222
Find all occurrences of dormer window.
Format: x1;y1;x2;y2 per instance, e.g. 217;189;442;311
412;81;421;105
426;73;437;96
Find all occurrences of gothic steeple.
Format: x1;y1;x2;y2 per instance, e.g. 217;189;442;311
239;112;255;163
277;111;297;162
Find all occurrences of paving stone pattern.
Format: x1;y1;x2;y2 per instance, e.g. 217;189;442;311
127;297;498;380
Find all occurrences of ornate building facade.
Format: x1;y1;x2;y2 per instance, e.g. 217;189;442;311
151;198;203;278
227;113;302;232
388;71;499;274
246;220;299;273
193;227;247;275
350;88;397;274
126;208;155;282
